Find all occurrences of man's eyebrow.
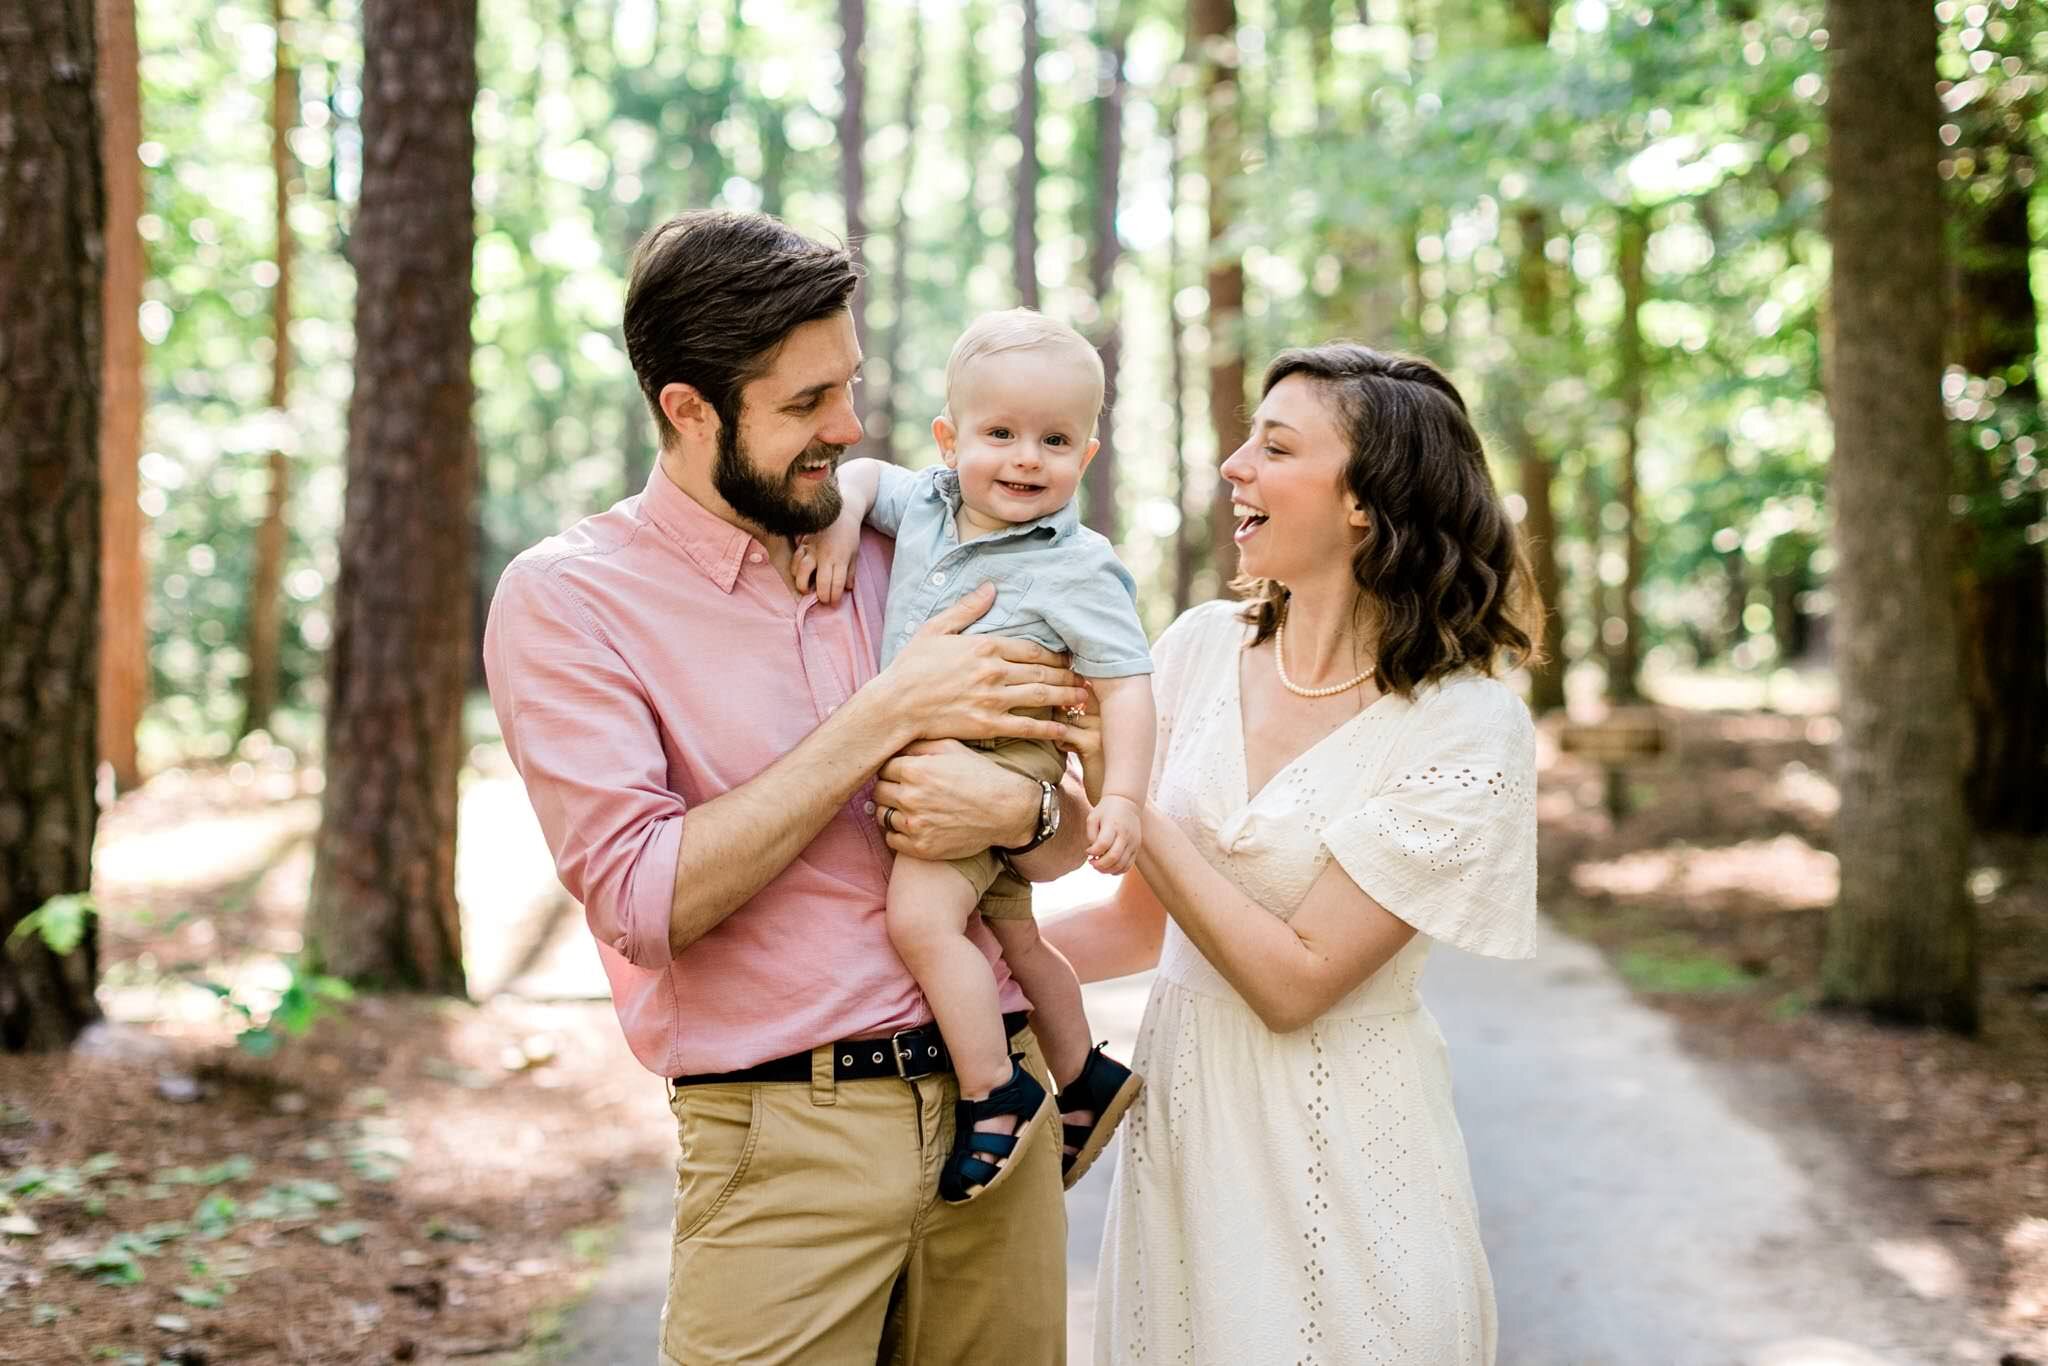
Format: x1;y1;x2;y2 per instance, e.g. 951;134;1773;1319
783;361;865;405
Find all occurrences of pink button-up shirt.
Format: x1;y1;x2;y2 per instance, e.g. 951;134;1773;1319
483;464;1026;1077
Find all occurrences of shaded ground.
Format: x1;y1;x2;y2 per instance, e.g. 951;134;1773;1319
2;703;2043;1363
1541;705;2048;1358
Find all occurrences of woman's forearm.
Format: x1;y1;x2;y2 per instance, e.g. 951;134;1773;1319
1041;871;1167;984
1135;802;1323;1029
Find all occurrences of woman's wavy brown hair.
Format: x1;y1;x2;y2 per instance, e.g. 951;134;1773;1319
1235;343;1543;696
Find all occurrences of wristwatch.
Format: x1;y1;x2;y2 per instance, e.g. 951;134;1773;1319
998;778;1061;855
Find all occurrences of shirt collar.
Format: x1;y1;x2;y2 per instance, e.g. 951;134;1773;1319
924;466;1077;543
641;461;756;594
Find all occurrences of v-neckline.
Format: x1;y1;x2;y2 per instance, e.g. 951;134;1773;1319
1228;629;1396;813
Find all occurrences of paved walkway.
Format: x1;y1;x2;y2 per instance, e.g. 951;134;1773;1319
540;868;1997;1365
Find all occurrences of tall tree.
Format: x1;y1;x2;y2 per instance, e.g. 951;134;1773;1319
838;0;871;440
1504;0;1565;713
1951;16;2045;834
96;0;144;792
244;0;297;737
0;0;106;1050
1819;0;1974;1030
876;12;925;465
1607;207;1648;704
1196;0;1247;591
306;0;477;992
1083;0;1128;537
1166;94;1198;615
1014;0;1041;308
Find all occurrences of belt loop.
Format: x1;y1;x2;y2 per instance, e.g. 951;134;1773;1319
810;1044;837;1107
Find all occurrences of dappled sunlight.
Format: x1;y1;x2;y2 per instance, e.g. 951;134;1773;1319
93;797;318;892
1868;1235;1969;1301
456;743;595;1000
1570;834;1838;913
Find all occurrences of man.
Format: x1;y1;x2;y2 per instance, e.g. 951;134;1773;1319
484;210;1091;1364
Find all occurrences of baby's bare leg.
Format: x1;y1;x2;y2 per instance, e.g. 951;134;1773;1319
886;855;1012;1098
987;917;1091;1089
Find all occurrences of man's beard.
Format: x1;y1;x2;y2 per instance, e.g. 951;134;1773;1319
712;420;846;540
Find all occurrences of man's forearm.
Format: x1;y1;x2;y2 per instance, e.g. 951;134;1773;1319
666;689;907;954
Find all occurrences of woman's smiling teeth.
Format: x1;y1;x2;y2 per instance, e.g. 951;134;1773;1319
1233;500;1269;540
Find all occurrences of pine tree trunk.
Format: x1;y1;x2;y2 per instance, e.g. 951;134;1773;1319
95;0;144;791
1165;96;1197;616
1952;96;2046;834
1083;2;1126;538
1195;0;1246;594
0;0;106;1050
1504;2;1565;713
1608;208;1647;704
876;15;925;465
244;0;296;738
1819;0;1974;1030
306;0;476;993
1014;0;1040;309
838;0;870;440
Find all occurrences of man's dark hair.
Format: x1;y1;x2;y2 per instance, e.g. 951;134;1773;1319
623;211;863;446
1235;343;1543;696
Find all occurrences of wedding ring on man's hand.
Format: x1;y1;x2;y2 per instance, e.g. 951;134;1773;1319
879;805;897;835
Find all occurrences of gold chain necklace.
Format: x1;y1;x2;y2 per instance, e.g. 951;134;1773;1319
1273;603;1376;699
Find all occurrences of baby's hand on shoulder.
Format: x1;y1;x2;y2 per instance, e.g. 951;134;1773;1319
797;509;864;605
1087;794;1142;875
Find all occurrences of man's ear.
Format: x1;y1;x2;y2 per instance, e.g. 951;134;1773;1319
932;415;960;469
1077;436;1102;472
659;382;717;450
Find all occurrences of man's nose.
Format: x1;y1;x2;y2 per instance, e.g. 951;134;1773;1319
820;391;864;448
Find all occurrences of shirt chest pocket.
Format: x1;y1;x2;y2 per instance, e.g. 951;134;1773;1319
973;568;1039;635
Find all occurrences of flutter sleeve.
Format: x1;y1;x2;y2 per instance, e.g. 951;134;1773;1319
1320;676;1538;959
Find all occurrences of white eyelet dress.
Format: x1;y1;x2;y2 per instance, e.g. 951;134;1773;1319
1095;600;1538;1366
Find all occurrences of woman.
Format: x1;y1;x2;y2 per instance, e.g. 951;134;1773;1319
1049;344;1540;1364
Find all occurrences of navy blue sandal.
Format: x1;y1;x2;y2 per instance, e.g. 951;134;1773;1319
939;1054;1051;1204
1058;1045;1143;1190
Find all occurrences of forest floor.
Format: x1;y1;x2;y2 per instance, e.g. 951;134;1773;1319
0;699;2043;1364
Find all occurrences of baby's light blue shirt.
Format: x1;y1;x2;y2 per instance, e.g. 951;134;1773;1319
870;463;1153;679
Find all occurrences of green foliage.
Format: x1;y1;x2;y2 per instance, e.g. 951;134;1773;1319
1617;948;1757;994
190;959;352;1056
8;895;96;957
129;0;2045;752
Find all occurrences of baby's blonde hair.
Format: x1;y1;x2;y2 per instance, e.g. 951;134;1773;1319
942;308;1105;430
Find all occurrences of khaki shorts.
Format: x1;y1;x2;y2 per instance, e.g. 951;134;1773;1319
948;734;1069;920
658;1022;1066;1364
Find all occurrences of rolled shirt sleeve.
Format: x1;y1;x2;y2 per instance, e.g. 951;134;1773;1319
483;562;682;972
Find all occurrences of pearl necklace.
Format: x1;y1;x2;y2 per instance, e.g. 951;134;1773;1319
1274;604;1376;699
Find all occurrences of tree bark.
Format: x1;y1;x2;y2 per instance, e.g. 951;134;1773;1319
838;0;870;440
306;0;476;993
1951;62;2046;834
1195;0;1246;594
1014;0;1040;309
244;0;297;738
876;14;925;465
0;0;106;1051
1166;96;1197;616
1607;208;1648;704
1819;0;1974;1030
95;0;144;791
1083;0;1127;538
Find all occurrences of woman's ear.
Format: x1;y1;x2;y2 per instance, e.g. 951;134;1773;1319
1346;499;1371;529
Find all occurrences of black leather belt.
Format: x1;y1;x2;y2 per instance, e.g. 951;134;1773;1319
672;1011;1031;1088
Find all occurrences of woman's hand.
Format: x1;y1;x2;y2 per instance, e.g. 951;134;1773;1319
876;584;1088;747
1057;683;1105;804
872;739;1042;860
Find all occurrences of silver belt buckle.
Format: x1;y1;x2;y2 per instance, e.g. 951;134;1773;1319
891;1028;937;1080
